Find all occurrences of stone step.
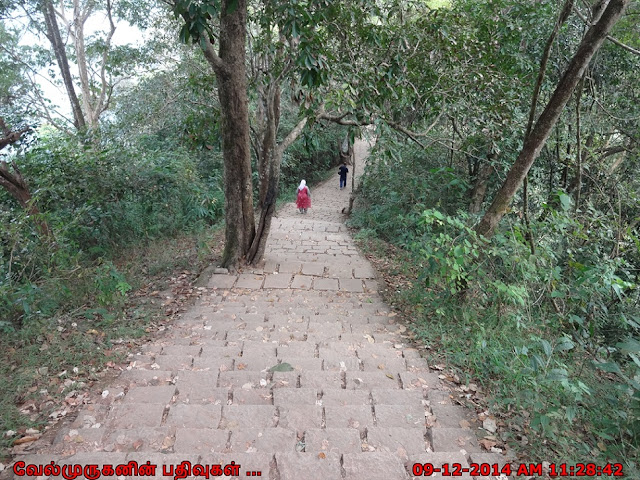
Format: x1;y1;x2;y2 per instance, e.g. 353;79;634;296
342;451;411;480
428;427;481;453
12;143;484;480
365;426;428;456
276;452;342;480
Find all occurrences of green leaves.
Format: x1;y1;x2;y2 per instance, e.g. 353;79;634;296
594;361;623;375
269;362;294;372
558;192;571;211
617;338;640;355
172;0;220;45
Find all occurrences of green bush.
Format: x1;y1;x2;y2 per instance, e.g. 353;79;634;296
353;135;640;467
280;123;347;194
0;130;224;326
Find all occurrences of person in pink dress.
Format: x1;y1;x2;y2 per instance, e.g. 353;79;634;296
296;180;311;213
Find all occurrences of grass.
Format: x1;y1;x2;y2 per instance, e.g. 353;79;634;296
0;227;223;459
351;225;640;478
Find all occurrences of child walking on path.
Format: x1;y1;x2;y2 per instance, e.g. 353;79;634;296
296;180;311;213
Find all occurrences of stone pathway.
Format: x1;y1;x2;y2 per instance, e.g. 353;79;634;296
9;141;509;479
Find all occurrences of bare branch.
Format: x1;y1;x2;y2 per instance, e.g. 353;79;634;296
317;108;373;126
276;117;308;157
385;110;444;138
384;121;426;148
201;34;227;75
573;4;640;56
594;97;640;122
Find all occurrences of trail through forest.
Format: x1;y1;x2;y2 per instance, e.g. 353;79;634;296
5;141;509;479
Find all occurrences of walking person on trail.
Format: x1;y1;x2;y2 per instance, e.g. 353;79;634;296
296;179;311;213
338;162;349;190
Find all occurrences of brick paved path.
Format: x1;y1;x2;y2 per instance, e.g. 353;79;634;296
12;141;509;479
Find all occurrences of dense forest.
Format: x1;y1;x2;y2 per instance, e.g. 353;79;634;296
1;0;639;473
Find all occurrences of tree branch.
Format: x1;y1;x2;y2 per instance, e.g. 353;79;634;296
317;109;373;126
526;0;574;140
95;0;117;122
0;118;30;151
573;4;640;56
201;34;227;75
276;117;308;157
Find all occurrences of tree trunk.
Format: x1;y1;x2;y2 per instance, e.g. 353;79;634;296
198;0;312;268
0;163;50;237
62;0;116;129
72;0;96;128
215;0;255;268
41;0;86;130
347;144;356;214
469;152;494;214
475;0;630;238
247;93;308;264
248;83;281;265
0;118;50;235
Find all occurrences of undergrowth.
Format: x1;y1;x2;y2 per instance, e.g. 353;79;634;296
0;228;223;458
350;139;640;477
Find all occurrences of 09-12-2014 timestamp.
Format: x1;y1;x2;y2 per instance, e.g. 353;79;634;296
411;462;624;477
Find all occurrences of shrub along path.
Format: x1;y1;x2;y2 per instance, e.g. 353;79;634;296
9;141;509;479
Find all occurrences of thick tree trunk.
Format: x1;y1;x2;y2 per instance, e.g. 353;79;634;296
475;0;630;238
0;162;49;236
41;0;86;130
215;0;255;268
0;160;33;209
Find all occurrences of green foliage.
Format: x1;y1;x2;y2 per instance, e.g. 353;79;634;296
279;120;347;194
354;130;639;466
0;21;34;124
93;261;132;306
0;129;224;326
351;139;469;247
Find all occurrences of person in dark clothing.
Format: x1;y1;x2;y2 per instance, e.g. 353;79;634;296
338;163;349;190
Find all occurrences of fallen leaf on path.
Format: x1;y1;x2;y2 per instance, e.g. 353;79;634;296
479;439;498;451
13;435;40;445
161;436;175;451
269;363;294;372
